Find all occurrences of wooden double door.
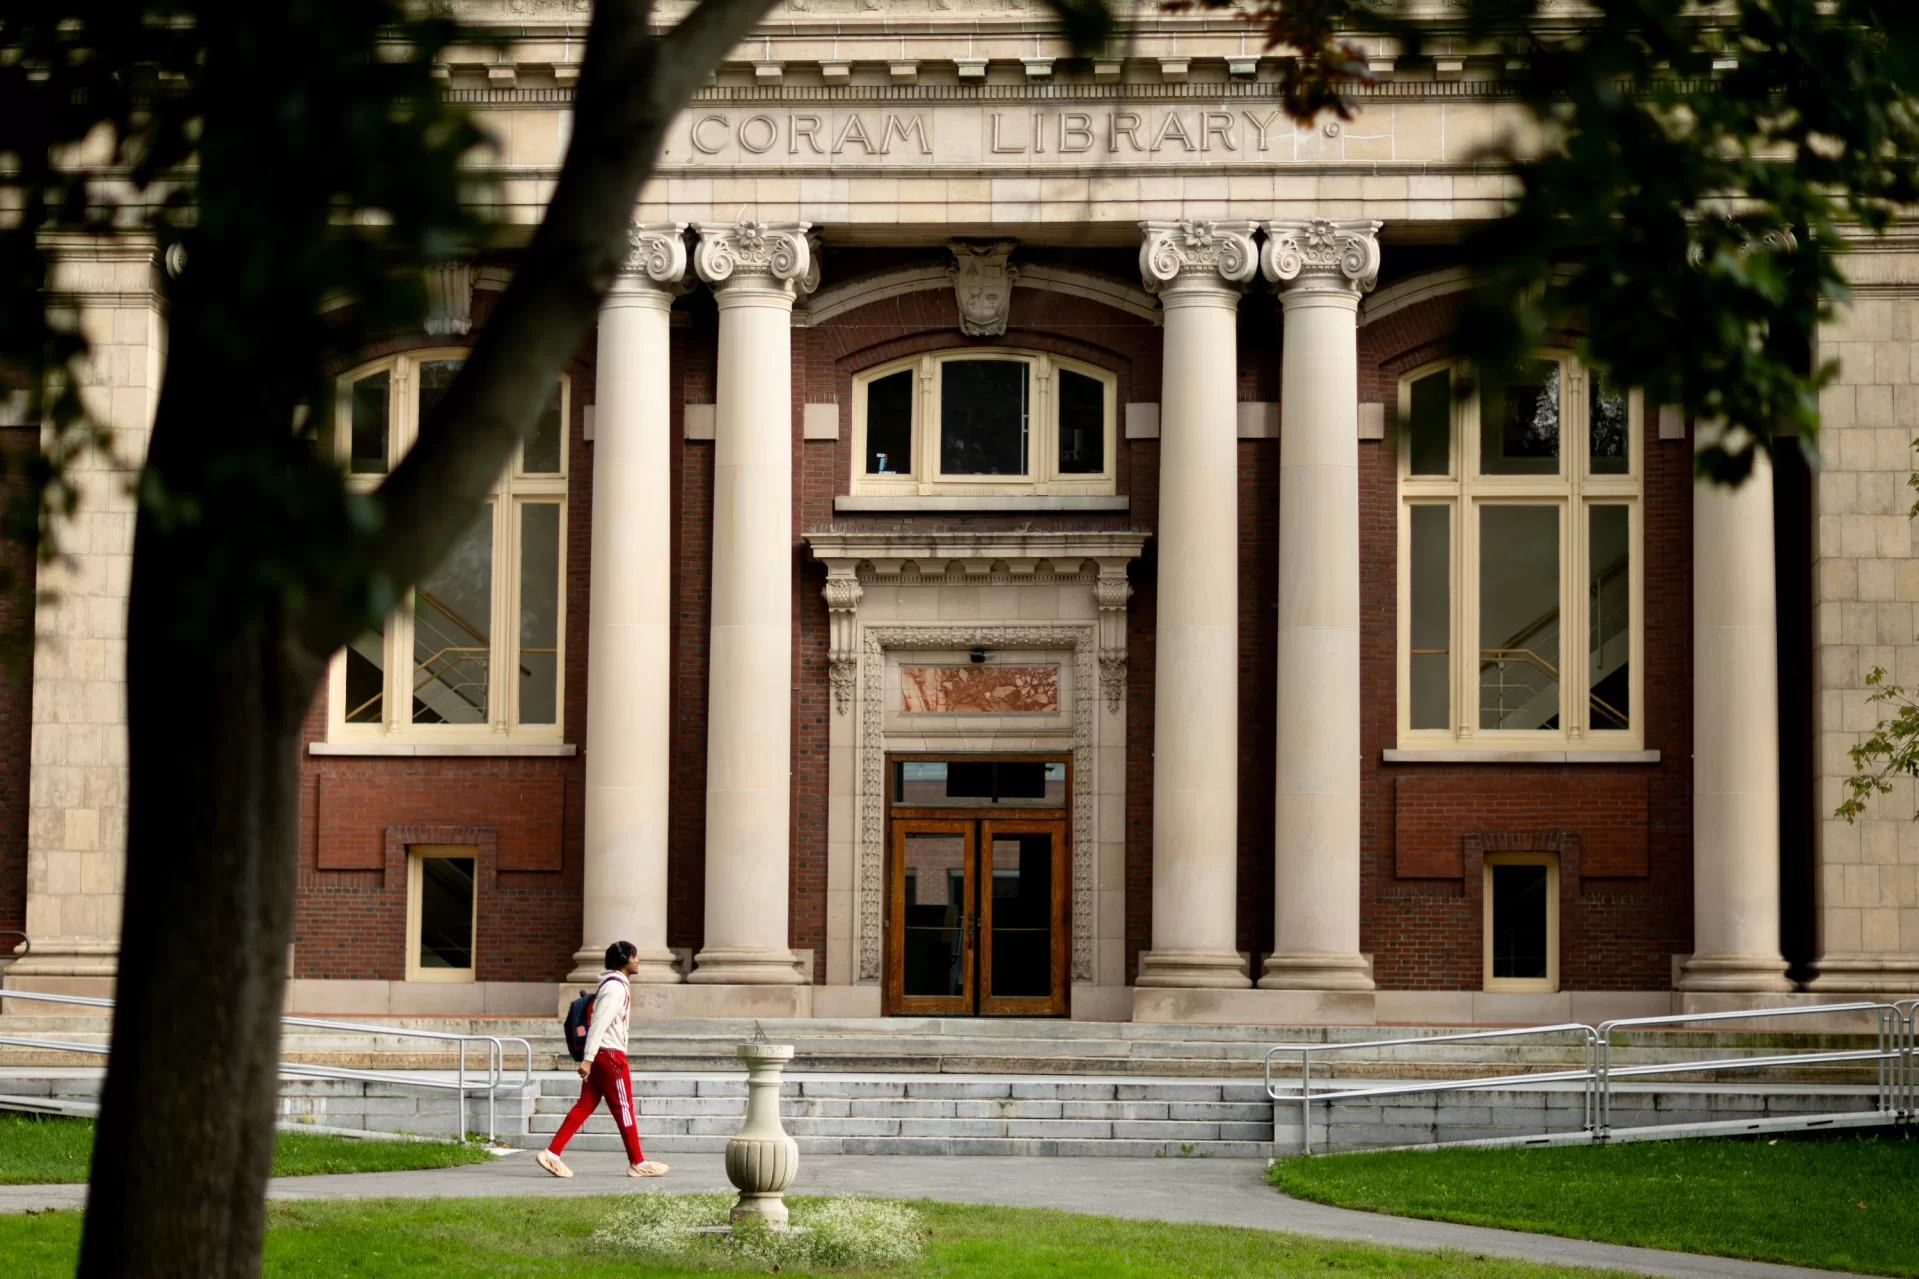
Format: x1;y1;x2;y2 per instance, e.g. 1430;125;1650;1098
885;816;1070;1016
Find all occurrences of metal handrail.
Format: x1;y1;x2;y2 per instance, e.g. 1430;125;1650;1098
0;930;28;957
1591;1002;1903;1136
0;989;531;1143
1265;1023;1599;1156
1266;1001;1916;1156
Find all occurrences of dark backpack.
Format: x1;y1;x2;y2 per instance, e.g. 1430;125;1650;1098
562;976;617;1062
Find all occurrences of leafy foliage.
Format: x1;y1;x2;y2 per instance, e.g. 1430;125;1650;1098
0;2;493;632
1188;0;1919;483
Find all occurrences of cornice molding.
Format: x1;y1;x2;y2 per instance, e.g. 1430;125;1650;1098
444;79;1525;107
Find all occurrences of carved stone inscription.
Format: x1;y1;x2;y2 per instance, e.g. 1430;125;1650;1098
670;106;1298;166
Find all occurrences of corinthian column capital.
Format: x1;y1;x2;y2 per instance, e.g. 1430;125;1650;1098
1138;219;1259;299
694;220;820;300
610;223;690;301
1260;218;1383;299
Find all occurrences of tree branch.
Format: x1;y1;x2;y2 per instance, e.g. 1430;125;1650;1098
299;0;780;659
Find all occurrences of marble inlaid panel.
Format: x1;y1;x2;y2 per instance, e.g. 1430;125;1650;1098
900;665;1059;714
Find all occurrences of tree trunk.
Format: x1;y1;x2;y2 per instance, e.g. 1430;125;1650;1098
76;362;323;1277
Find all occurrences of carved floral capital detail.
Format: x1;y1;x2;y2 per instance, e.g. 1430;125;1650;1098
1260;218;1383;295
694;220;820;297
616;223;690;293
1138;219;1259;294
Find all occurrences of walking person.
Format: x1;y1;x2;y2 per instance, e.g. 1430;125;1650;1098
537;940;669;1178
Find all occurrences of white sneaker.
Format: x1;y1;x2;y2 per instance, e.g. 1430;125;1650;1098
628;1160;669;1177
536;1150;573;1179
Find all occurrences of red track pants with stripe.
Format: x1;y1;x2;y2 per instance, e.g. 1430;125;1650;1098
548;1049;644;1164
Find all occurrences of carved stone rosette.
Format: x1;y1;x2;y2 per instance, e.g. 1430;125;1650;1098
1138;219;1258;297
948;239;1019;336
1259;218;1383;296
820;564;864;714
694;220;820;298
611;222;690;299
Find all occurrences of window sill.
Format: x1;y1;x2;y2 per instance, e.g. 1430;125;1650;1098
1383;749;1660;765
834;495;1128;513
310;742;577;758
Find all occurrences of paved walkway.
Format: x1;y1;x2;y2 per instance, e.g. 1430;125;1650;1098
0;1151;1866;1279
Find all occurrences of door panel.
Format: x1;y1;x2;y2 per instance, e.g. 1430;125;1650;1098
979;820;1069;1015
887;821;975;1015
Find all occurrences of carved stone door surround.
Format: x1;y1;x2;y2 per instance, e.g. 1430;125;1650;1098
804;530;1147;988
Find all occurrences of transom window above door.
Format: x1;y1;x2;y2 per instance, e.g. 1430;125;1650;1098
852;351;1116;497
1396;353;1643;751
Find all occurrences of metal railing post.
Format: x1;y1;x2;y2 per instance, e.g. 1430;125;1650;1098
1301;1049;1313;1156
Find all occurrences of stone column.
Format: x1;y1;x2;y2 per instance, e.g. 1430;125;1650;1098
568;226;688;985
1682;432;1791;992
689;221;817;986
7;240;164;998
1134;220;1258;989
1258;219;1381;992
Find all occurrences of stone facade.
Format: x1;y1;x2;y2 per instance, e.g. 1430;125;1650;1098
5;6;1918;1021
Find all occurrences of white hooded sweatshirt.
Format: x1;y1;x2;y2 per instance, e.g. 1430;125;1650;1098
579;969;631;1064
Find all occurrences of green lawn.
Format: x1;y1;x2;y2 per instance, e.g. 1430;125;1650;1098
0;1195;1645;1278
0;1113;496;1184
1270;1133;1919;1277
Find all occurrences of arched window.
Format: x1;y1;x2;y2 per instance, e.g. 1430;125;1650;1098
1396;353;1643;750
850;350;1117;497
326;350;569;743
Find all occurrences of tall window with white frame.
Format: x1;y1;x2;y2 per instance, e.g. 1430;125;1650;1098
1396;354;1642;750
328;350;569;743
851;350;1117;498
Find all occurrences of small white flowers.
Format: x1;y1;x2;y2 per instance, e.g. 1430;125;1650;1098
595;1192;926;1270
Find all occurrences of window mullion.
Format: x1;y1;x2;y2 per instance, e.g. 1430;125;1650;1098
391;595;414;733
917;355;935;494
493;487;514;734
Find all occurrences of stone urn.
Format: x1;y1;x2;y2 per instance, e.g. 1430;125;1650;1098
724;1042;798;1228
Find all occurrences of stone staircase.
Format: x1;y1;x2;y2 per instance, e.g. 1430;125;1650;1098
528;1073;1276;1158
2;1013;1898;1158
0;1014;1888;1084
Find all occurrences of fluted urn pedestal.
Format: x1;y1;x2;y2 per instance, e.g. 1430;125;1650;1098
724;1042;798;1228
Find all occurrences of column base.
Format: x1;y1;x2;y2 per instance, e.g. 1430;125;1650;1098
1258;950;1375;991
689;945;809;986
1134;948;1251;989
1805;952;1919;994
1675;953;1793;993
3;936;118;982
566;946;683;986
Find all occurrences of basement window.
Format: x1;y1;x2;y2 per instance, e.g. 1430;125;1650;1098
407;845;478;983
1483;852;1558;993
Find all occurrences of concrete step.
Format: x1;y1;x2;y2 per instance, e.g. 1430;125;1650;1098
534;1133;1270;1158
2;1013;1891;1082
